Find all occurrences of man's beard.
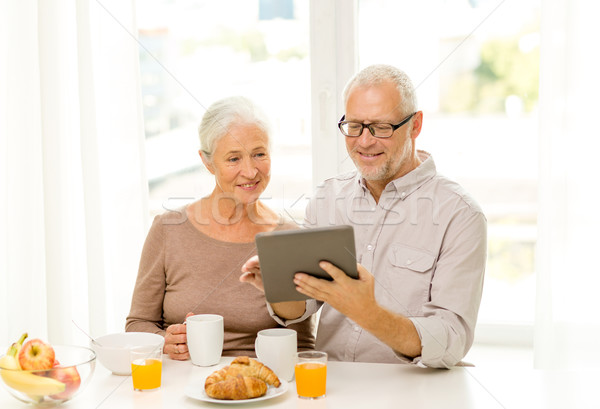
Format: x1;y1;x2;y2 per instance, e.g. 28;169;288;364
356;137;413;182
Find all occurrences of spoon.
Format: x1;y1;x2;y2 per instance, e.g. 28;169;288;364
72;319;103;347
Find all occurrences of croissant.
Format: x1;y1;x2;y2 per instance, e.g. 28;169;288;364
227;356;281;387
204;356;281;400
205;374;267;400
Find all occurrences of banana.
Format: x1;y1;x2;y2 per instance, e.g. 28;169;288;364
5;332;28;368
0;333;66;398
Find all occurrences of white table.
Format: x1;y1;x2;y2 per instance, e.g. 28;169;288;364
1;356;596;408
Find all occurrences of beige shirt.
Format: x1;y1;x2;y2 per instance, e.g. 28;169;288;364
274;151;486;368
126;209;315;356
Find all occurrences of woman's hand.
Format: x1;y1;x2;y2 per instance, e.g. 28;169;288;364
241;255;306;319
239;255;264;292
163;312;194;360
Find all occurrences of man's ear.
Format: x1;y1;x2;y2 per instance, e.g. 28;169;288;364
410;111;424;140
199;150;215;175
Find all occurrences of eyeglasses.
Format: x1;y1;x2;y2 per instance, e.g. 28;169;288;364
337;112;416;138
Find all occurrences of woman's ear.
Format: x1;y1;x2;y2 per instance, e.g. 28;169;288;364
199;150;215;174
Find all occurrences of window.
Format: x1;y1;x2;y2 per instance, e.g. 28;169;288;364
356;0;540;335
136;0;312;220
137;0;540;344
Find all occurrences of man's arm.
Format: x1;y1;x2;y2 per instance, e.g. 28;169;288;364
357;301;422;359
296;208;487;367
409;210;487;367
294;262;422;359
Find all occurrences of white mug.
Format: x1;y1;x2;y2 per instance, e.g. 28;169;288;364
186;314;224;366
255;328;297;381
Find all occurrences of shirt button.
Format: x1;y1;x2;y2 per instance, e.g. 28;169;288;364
406;259;412;265
400;192;406;199
367;245;373;251
354;326;360;332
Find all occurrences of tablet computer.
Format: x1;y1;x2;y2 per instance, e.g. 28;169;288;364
255;225;358;303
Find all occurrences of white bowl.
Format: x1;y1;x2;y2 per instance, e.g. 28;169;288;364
91;332;164;375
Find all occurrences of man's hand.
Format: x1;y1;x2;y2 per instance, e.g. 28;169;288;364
163;312;194;360
294;262;422;358
239;255;265;292
294;262;377;322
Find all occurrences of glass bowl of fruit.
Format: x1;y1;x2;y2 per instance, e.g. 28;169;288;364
0;334;96;406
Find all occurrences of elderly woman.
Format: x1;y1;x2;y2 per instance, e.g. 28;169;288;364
126;96;315;360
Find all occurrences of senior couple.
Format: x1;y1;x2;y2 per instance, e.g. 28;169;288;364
125;64;487;369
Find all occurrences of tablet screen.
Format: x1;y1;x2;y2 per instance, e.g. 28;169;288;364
255;225;357;303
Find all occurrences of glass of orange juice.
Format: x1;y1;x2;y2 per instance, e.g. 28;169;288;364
130;345;163;391
295;351;327;399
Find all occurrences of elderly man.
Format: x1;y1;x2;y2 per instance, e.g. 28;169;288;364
242;64;486;369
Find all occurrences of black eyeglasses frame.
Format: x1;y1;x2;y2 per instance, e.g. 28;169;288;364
337;112;417;138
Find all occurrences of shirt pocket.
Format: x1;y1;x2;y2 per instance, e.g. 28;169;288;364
382;244;436;315
390;245;436;273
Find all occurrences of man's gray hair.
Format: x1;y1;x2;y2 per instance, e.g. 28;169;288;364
198;96;271;162
342;64;418;114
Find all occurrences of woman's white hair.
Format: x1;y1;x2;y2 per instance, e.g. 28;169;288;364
198;96;271;162
342;64;418;114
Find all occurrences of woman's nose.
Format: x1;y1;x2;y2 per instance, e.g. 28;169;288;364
240;158;258;178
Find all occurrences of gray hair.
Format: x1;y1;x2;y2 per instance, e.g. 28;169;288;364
342;64;418;114
198;96;271;162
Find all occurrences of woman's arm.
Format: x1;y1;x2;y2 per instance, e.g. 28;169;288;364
270;301;306;320
125;217;167;334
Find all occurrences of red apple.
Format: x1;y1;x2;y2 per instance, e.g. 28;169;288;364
47;364;81;400
18;339;56;370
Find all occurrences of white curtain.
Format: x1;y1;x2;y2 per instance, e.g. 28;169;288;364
535;0;600;369
0;0;148;347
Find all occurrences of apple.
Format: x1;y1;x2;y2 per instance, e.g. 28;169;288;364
47;362;81;400
18;338;56;370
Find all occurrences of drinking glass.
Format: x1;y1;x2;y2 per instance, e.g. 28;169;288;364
130;344;162;391
295;351;327;399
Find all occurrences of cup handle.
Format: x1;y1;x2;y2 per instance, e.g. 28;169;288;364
254;336;262;360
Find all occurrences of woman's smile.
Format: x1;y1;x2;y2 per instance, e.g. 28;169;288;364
238;180;260;190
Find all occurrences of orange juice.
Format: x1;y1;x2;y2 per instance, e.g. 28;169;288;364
131;358;162;390
295;362;327;398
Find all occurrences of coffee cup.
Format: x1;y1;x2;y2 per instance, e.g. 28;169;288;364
186;314;224;366
254;328;297;381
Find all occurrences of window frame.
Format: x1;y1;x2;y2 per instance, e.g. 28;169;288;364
309;0;357;189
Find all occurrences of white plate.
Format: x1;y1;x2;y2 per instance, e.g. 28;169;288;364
184;379;289;404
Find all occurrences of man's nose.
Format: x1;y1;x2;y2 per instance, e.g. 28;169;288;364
357;125;376;145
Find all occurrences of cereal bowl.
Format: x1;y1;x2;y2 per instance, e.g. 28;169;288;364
91;332;164;375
